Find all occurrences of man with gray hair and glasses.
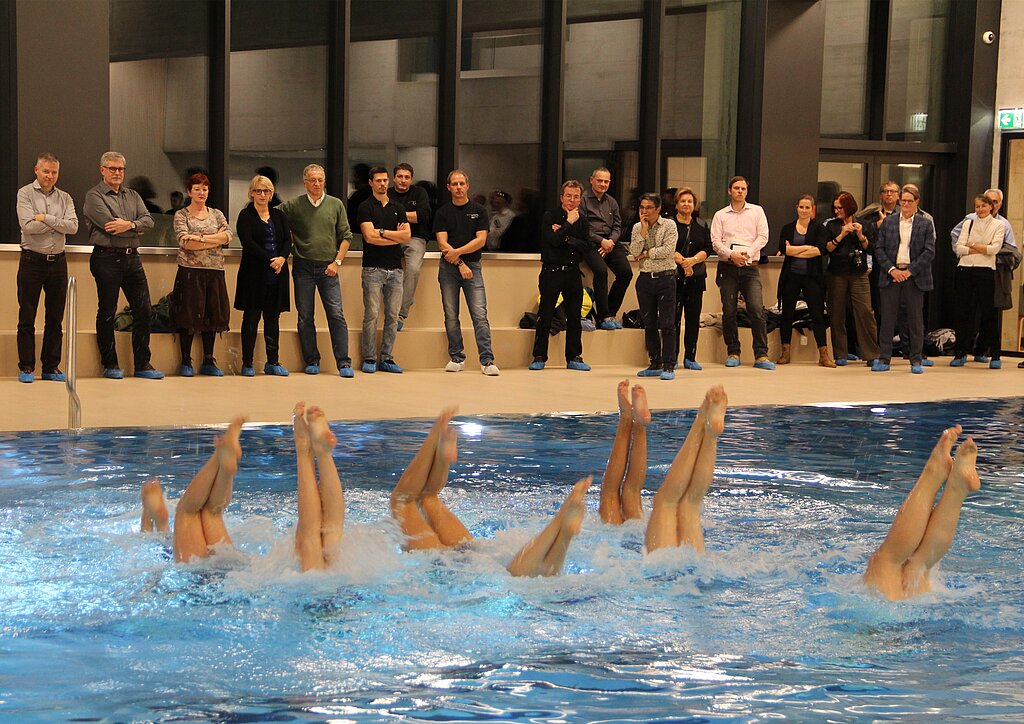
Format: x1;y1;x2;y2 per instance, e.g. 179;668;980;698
279;163;355;377
83;151;163;379
16;152;78;383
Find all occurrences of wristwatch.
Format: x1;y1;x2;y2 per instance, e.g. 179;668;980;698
334;259;342;267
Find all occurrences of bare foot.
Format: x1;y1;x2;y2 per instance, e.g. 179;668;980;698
140;478;169;532
306;406;337;455
617;379;632;419
704;386;728;437
948;437;981;493
924;425;960;478
293;401;310;452
433;406;458;434
559;476;593;535
631;385;651;427
215;416;246;474
422;425;458;497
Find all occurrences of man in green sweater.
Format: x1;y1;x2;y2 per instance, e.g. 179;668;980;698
279;164;355;377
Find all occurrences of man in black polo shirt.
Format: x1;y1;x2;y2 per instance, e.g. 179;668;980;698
433;169;499;375
356;167;410;373
529;180;593;371
387;162;433;330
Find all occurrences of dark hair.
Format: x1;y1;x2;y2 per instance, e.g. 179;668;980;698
561;180;582;194
728;175;748;188
974;193;994;207
639;192;662;208
185;172;210;190
394;162;414;176
797;193;815;206
834;191;858;217
368;166;388;179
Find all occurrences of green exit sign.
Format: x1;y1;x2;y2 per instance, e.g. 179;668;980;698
999;109;1024;129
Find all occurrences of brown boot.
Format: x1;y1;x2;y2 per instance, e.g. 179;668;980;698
777;343;791;365
818;345;836;368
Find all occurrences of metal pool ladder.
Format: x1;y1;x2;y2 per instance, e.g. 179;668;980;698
65;275;82;430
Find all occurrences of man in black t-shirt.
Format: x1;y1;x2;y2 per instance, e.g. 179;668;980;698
432;169;499;375
356;167;410;373
387;163;433;328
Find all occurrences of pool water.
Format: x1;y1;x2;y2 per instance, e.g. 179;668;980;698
1;399;1022;722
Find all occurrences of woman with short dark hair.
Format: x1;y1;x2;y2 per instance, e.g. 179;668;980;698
171;173;232;376
822;191;879;366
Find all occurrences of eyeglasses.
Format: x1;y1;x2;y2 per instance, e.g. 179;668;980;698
899;198;916;204
639;204;658;211
104;166;125;173
252;189;273;195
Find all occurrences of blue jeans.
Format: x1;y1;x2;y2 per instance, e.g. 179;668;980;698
717;264;768;358
292;257;350;367
400;236;427;319
361;266;404;361
438;260;494;365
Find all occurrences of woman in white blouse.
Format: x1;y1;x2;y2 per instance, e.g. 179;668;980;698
950;194;1004;368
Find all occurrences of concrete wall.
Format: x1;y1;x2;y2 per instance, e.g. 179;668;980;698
16;0;109;243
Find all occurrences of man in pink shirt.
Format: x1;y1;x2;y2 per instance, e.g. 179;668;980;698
710;176;774;370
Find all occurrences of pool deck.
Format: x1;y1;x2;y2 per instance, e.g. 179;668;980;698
4;361;1022;431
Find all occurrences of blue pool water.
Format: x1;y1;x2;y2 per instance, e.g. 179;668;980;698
1;398;1023;722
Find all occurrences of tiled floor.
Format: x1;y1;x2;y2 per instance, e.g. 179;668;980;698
5;361;1022;432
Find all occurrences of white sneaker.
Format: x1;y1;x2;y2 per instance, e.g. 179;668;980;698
481;363;500;376
445;360;465;372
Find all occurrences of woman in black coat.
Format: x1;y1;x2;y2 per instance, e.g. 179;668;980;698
672;188;714;370
776;194;833;366
234;174;292;376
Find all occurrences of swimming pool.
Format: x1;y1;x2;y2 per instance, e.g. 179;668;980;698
1;398;1022;722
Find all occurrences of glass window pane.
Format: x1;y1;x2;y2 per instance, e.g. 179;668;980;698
820;0;870;138
109;0;209;247
564;19;640;151
458;5;542;252
885;0;949;141
227;1;327;233
817;161;867;214
880;163;935;211
567;0;642;22
661;1;741;213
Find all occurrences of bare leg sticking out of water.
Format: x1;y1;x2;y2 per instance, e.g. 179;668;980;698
506;477;592;577
599;380;650;524
864;427;980;600
644;385;727;554
390;410;591;576
390;408;472;550
293;402;346;571
169;416;245;562
140;478;169;533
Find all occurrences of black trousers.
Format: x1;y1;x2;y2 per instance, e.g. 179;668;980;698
532;267;584;362
17;251;68;372
89;248;153;369
674;276;704;363
954;266;998;359
178;330;216;366
581;244;633;319
636;271;677;368
778;272;828;348
241;285;283;366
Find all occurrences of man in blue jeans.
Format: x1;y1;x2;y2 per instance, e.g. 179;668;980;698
356;167;410;373
279;164;354;377
432;169;499;375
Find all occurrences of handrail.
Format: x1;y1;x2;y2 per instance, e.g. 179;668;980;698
65;275;81;430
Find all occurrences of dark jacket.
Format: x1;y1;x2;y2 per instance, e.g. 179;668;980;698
822;217;871;277
540;207;593;267
674;216;713;286
875;211;935;291
778;218;827;287
234;203;292;312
